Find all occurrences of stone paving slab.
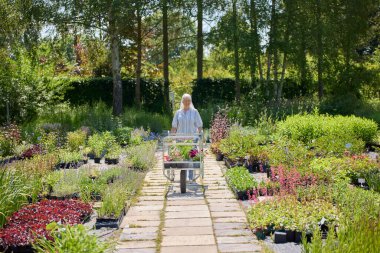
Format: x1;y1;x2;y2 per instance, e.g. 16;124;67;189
120;231;157;241
217;236;256;244
161;245;218;253
214;229;252;237
162;226;214;236
213;222;249;230
115;248;156;253
166;199;206;206
218;243;261;253
115;240;156;249
165;210;210;219
213;217;248;223
162;235;215;246
165;218;212;227
166;205;209;212
211;211;246;218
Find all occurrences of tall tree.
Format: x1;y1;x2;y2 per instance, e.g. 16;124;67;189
162;0;170;112
135;1;143;107
232;0;240;101
196;0;203;80
109;3;123;115
315;0;323;100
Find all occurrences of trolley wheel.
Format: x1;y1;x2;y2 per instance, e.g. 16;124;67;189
180;170;186;193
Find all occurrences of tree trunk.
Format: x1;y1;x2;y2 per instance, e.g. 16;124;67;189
135;3;142;108
232;0;240;102
300;31;307;96
249;0;257;86
278;0;291;100
73;31;82;66
316;0;323;100
162;0;170;112
271;0;278;99
196;0;203;81
266;51;271;97
109;11;123;116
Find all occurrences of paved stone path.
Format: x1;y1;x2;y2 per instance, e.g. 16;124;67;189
114;152;262;253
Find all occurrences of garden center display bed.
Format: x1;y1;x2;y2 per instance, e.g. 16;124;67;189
211;113;380;248
0;200;92;252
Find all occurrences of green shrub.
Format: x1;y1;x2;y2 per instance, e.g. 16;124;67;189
219;127;257;160
278;114;378;144
58;149;83;163
66;130;87;151
33;223;107;253
225;167;257;192
247;196;338;232
113;127;132;146
88;133;107;157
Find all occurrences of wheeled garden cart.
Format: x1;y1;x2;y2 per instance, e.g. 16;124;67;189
163;133;204;193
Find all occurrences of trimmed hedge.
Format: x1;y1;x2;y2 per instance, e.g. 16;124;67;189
192;78;253;107
64;77;165;113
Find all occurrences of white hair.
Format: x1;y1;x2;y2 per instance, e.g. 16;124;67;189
180;93;195;110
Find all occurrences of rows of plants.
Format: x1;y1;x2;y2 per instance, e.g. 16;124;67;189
0;122;157;252
211;111;380;249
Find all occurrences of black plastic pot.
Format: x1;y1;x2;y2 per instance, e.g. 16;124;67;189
105;158;119;165
295;231;302;243
94;157;101;164
286;230;296;242
95;208;126;229
91;193;102;201
47;193;79;200
4;245;34;253
255;230;266;240
274;231;287;244
88;153;95;159
216;153;224;161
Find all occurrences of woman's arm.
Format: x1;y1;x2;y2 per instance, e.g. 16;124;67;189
171;111;178;133
195;109;203;133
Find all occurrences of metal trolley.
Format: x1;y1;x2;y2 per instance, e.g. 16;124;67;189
163;133;204;193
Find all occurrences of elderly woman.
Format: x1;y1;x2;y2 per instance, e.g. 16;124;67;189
171;94;203;135
171;94;203;180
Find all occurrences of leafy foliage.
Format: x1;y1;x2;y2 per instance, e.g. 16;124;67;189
225;166;257;192
33;223;107;253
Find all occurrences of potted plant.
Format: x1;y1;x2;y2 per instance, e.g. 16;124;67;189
88;134;106;164
58;150;82;169
225;167;257;200
95;183;127;229
105;146;121;164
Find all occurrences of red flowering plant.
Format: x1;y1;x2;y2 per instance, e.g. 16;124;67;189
0;200;92;249
270;165;318;196
21;144;43;159
189;148;205;161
